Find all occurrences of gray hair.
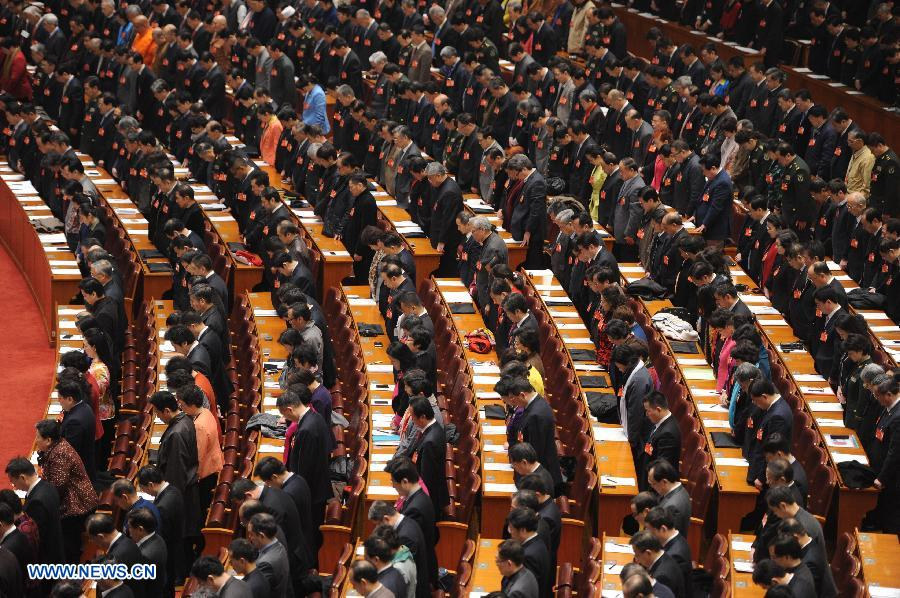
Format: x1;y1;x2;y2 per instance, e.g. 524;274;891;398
424;162;446;176
368;500;397;520
440;46;457;58
29;42;45;56
336;84;355;98
674;75;692;88
737;119;753;132
43;13;58;26
861;364;886;385
428;4;445;17
307;142;322;158
471;217;492;232
125;4;141;17
556;209;575;224
356;8;370;18
506;154;533;171
369;51;387;66
91;259;114;278
734;363;761;384
117;116;140;133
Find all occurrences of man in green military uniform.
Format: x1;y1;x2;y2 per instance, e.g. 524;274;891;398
466;26;500;74
775;141;815;238
869;133;899;217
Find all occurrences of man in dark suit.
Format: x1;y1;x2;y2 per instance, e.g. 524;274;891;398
191;554;256;597
87;513;148;598
80;276;126;355
566;123;598;205
247;512;295;598
779;518;837;598
507;507;552;598
809;286;844;379
147;391;201;558
648;460;691;537
365;536;408;598
630;531;685;597
770;535;821;598
390;458;439;585
0;502;33;586
496;376;563;492
182;311;232;405
612;344;654;458
56;68;86;143
126;508;168;598
189;254;229;309
254;457;316;561
498;540;541;598
471;217;508;308
408;397;450;518
746;380;794;488
266;41;298;110
752;558;816;597
869;375;900;533
426;162;464;276
510;443;556;496
715;283;753;318
57;380;97;481
277;386;332;545
507;154;548;267
645;507;693;597
694;153;733;248
230;538;272;598
137;465;186;593
368;501;431;598
274;253;316;301
333;37;363;96
637;392;681;492
4;458;65;566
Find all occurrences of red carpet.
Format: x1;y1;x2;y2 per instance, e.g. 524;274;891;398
0;242;55;485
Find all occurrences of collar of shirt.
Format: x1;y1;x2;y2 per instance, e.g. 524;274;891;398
25;477;41;497
624;360;645;393
136;531;156;547
101;582;125;597
0;527;15;543
824;306;841;326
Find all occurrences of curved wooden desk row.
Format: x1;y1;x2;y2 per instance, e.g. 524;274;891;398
610;4;900;149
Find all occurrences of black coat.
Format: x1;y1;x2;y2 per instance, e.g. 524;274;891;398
287;409;333;505
0;528;32;584
522;534;552;598
154;484;186;587
747;398;793;484
282;473;315;556
61;400;96;480
137;532;168;597
637;415;681;491
396;515;431;598
400;487;438;582
649;552;685;598
107;534;148;598
663;533;693;598
517;395;562;488
413;423;450;517
260;485;313;573
24;479;64;564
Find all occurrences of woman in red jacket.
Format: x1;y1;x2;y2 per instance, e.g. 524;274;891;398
0;40;32;100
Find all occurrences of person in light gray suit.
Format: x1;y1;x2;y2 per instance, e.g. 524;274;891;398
248;513;294;598
116;64;138;114
406;27;433;84
249;40;273;90
478;135;503;200
350;559;396;598
390;126;421;207
648;459;692;537
190;555;254;598
553;66;576;125
498;540;540;598
611;157;646;262
472;217;509;309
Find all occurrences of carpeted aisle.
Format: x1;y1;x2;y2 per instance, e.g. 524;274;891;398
0;242;55;482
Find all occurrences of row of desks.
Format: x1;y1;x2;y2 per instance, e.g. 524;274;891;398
610;4;900;149
0;169;81;344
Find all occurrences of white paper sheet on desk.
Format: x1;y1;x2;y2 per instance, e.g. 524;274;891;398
204;203;228;210
691;388;720;397
42;246;67;252
834;274;852;281
473;375;501;385
871;325;900;333
39;233;68;244
748;305;780;315
734;561;755;573
52;264;78;270
115;208;140;215
1;174;25;181
677;358;708;366
604;542;634;554
258;443;283;453
801;386;834;395
473;364;501;374
502;237;522;244
47;404;62;415
758;318;789;326
208;215;233;222
485;482;518;494
92;178;116;185
575;363;604;371
375;199;397;206
826;435;858;448
858;312;890;321
601;590;624;598
808;401;843;412
129;229;149;235
482;425;507;435
535;284;563;291
349;298;377;306
525;269;554;277
826;261;841;270
367;364;394;373
52;268;82;275
121;218;148;225
325;250;350;257
593;426;627;442
831;452;868;465
367;485;399;496
22;205;48;211
441;292;474;303
477;391;501;399
732;540;753;552
549;309;578;318
562;336;593;344
868;586;900;598
703;419;731;429
683;368;715;381
263;381;280;389
600;476;635;487
397;227;425;234
794;374;827;382
58;320;77;329
716;457;749;467
371;398;392;406
698;403;727;413
729;269;744;276
816;418;845;427
370;382;393;391
372;191;390;197
254;309;278;317
556;323;585;330
618;266;646;273
484;462;513;472
483;444;507;453
369;452;394;462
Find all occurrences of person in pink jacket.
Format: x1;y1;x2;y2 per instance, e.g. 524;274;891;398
709;309;737;393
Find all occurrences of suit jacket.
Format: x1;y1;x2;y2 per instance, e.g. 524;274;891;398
810;310;841;379
0;546;21;598
25;479;65;564
61;400;96;479
747;397;793;484
377;565;407;598
413;422;450;517
621;363;653;449
287;409;333;505
637;415;681;491
0;528;32;583
649;552;685;598
695;170;733;240
156;412;198;493
108;534;148;598
510;171;547;242
260;484;313;575
872;402;900;490
337;50;363;96
663;533;693;597
476;232;508;309
800;537;837;598
596;168;622;227
401;487;438;583
612;176;646;243
522;534;552;598
673;154;705;217
787;563;818;598
187;342;213;379
269;55;297;109
281;473;315;556
137;533;168;597
396;515;431;598
256;539;293;598
501;565;540;598
518;395;562;488
243;568;271;598
658;484;691;537
407;42;433;83
428;177;464;250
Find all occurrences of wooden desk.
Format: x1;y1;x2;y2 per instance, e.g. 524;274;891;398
596;534;638;595
523;269;631;538
610;4;900;149
729;533;765;597
145;301;178;464
856;531;900;595
727;265;875;536
0;167;81;344
468;538;504;595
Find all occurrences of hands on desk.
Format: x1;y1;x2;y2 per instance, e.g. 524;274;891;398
437;242;445;254
695;224;706;234
523;232;531;247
